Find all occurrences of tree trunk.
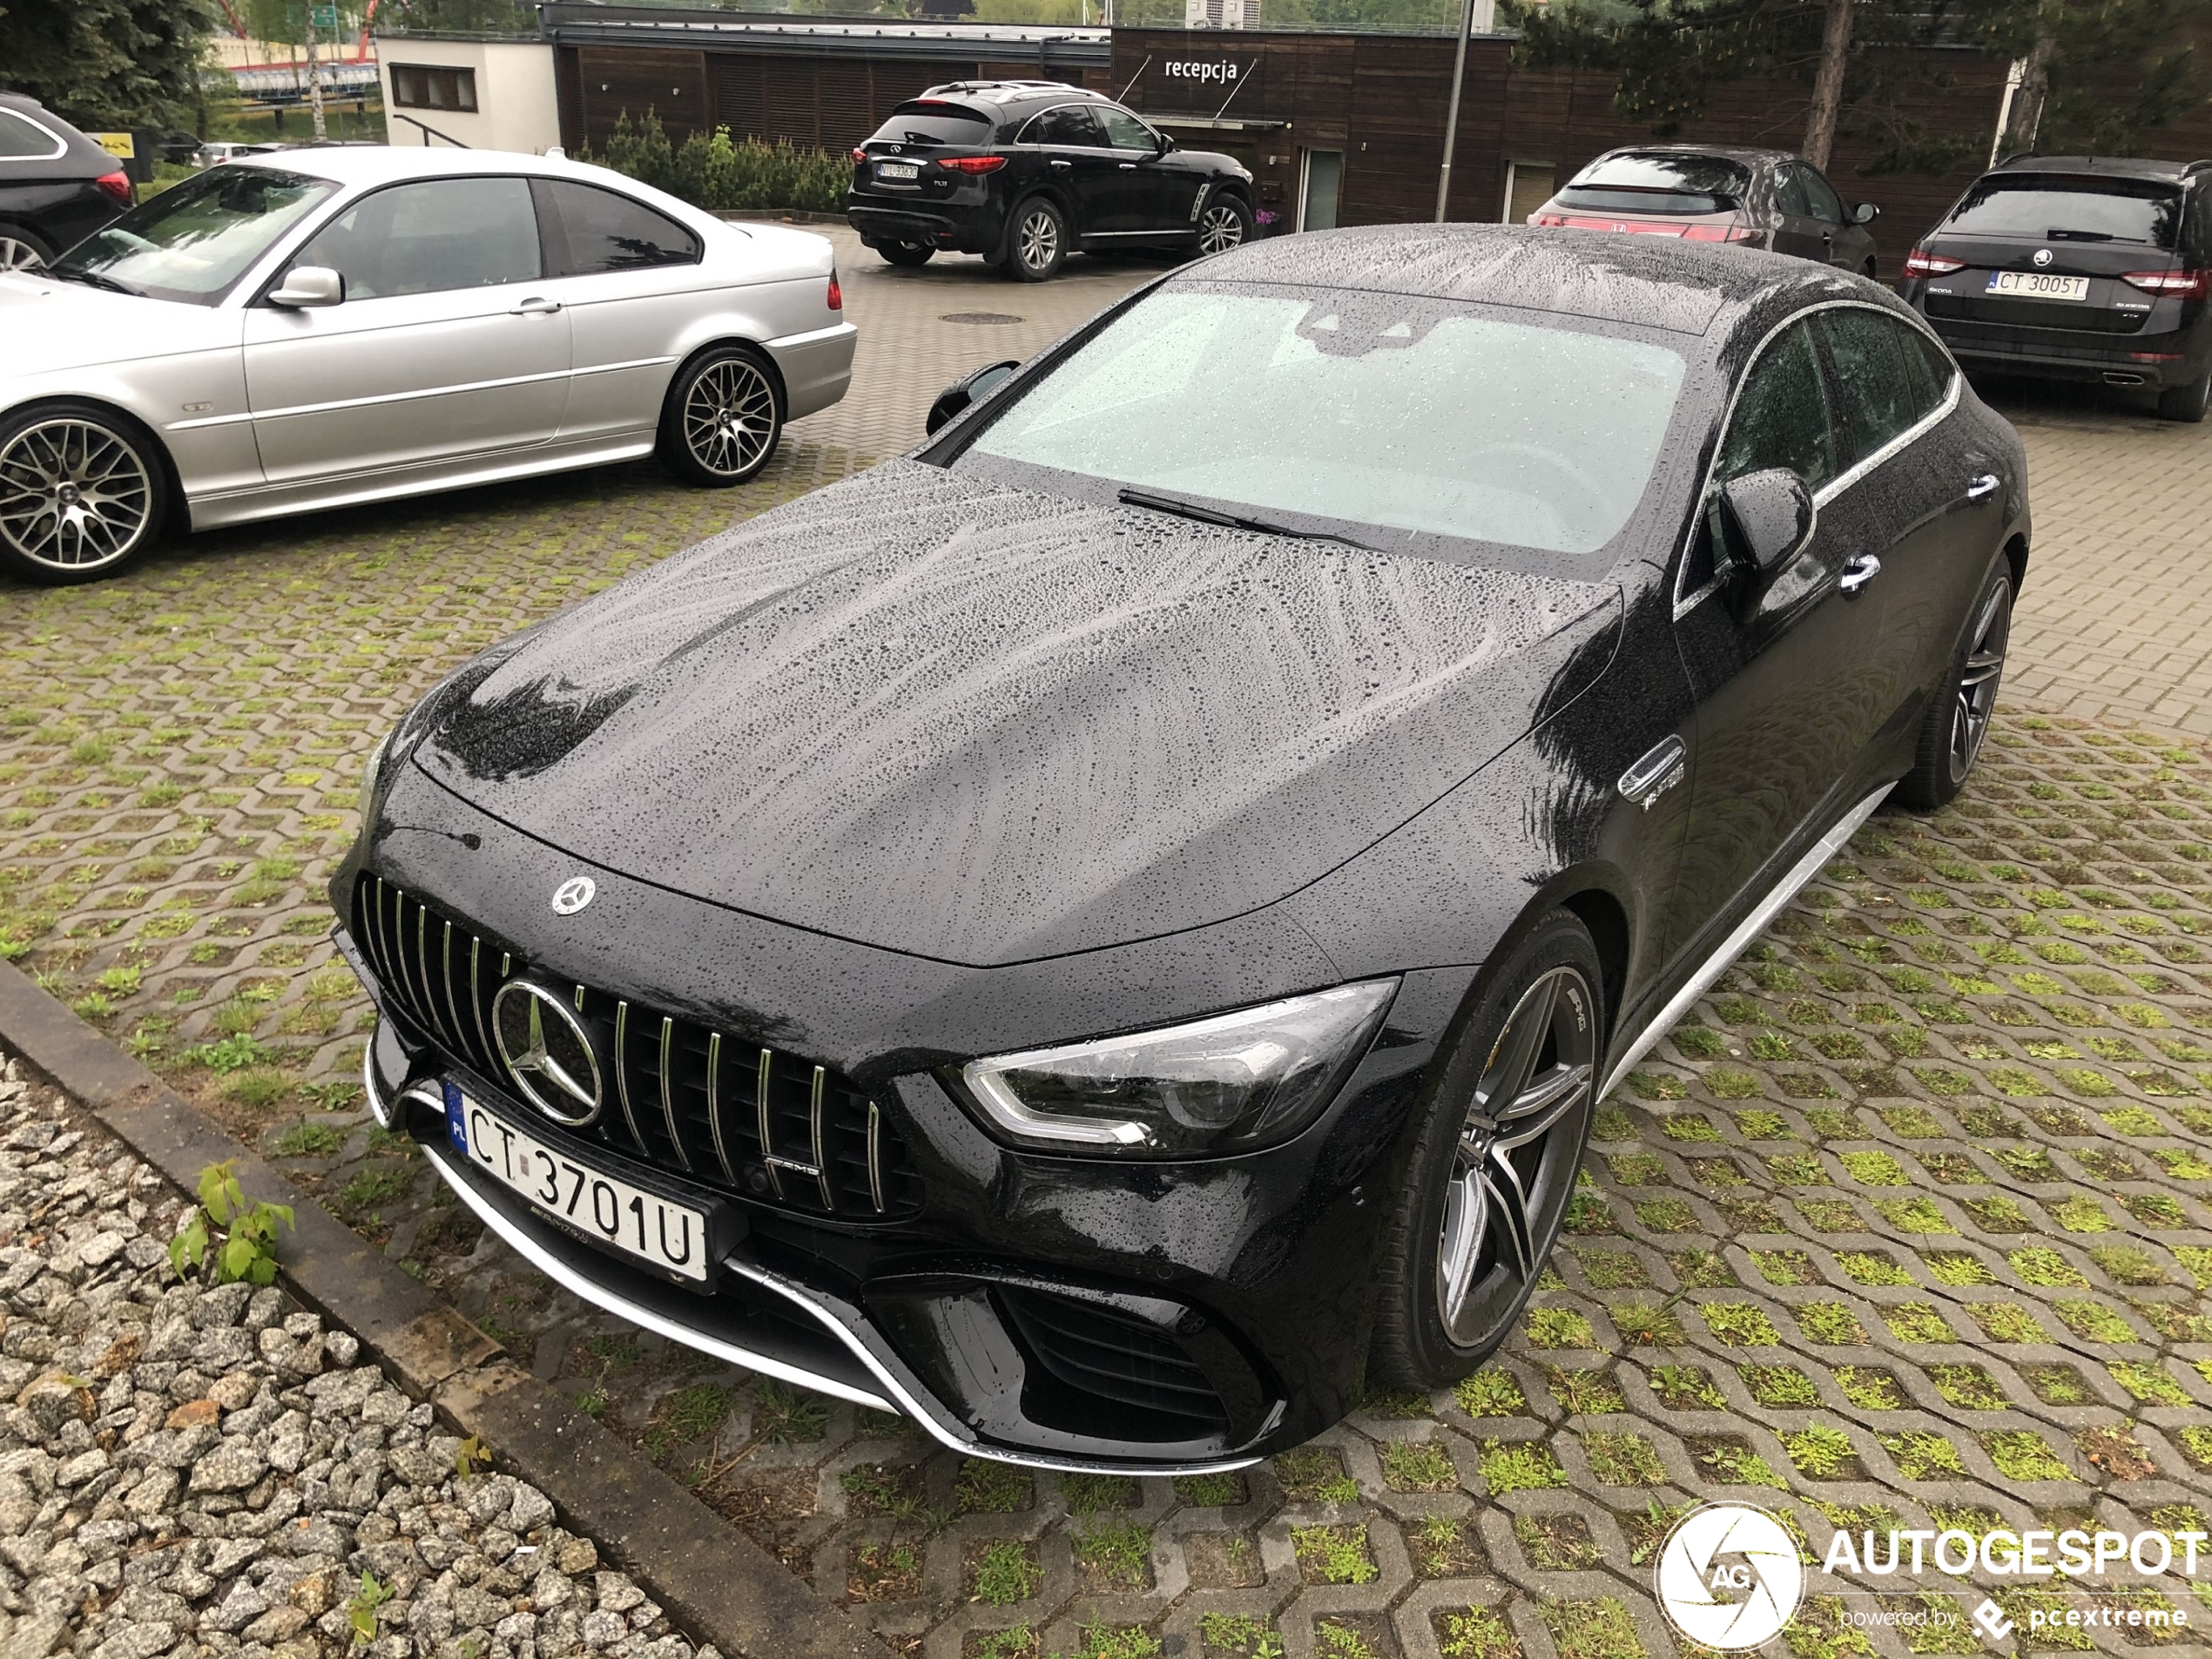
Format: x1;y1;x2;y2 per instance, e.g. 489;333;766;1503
1802;0;1855;169
2002;28;2057;156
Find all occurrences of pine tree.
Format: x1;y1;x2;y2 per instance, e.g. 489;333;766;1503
0;0;221;130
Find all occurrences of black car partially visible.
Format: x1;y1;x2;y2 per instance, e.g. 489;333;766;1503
846;79;1257;281
1901;155;2212;422
0;93;133;272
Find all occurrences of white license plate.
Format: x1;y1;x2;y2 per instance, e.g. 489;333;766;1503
1987;271;2089;301
877;161;920;181
448;1086;710;1281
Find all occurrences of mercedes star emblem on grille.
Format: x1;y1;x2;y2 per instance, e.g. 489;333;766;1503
551;875;596;915
491;981;604;1126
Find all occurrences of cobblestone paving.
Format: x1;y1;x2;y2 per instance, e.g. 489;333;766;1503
3;280;2211;1658
0;1044;719;1659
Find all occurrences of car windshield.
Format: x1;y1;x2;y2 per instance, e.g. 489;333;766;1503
963;286;1689;558
1942;176;2182;246
48;165;335;303
868;104;992;147
1557;153;1750;215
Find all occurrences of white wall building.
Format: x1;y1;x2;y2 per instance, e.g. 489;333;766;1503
375;37;562;156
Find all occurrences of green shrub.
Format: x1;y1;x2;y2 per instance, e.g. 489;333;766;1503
584;111;849;213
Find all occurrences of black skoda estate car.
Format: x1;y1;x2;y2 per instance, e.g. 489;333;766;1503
846;79;1256;280
1899;154;2212;421
337;226;2029;1474
1529;145;1880;274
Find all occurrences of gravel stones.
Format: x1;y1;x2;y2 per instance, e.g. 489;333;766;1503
0;1050;723;1659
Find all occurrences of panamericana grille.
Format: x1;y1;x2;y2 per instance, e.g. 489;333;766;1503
999;1286;1230;1430
351;874;921;1220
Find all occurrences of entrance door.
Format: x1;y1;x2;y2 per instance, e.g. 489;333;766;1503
243;175;569;486
1664;314;1896;961
1300;150;1342;232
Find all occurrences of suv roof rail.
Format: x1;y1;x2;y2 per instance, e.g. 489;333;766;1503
923;78;1077;96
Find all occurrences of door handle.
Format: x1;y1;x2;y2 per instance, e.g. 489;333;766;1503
1119;162;1136;170
1049;158;1071;169
1965;472;2000;501
1616;735;1687;811
509;297;562;316
1840;553;1882;595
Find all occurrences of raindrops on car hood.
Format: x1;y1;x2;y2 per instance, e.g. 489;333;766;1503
416;460;1618;967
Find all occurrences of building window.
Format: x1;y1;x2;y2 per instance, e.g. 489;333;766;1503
390;64;479;113
1504;160;1555;225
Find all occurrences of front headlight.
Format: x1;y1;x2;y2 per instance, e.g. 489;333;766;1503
357;727;392;823
961;980;1398;1157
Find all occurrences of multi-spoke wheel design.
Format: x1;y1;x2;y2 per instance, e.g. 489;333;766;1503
1197;200;1251;256
1004;199;1066;282
1434;964;1596;1348
0;413;159;583
1947;577;2009;786
659;348;782;488
0;233;48;273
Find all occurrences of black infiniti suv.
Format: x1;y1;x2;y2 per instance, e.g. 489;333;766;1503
1900;155;2212;421
847;80;1257;281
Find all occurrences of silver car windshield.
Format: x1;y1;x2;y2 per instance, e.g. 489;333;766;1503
967;287;1689;556
51;166;336;305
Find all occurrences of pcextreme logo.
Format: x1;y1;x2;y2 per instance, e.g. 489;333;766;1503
1656;1503;1805;1649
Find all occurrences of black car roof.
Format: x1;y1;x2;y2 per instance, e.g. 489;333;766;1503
910;80;1093;113
1992;154;2212;182
1181;223;1884;342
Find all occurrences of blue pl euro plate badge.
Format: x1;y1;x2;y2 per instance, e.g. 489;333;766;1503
443;1081;468;1151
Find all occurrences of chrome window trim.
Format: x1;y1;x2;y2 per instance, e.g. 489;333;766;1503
0;109;68;162
1672;298;1962;621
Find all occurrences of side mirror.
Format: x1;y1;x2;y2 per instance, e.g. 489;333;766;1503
1719;467;1814;575
1159;132;1177;152
268;265;344;307
1853;201;1878;225
926;359;1019;436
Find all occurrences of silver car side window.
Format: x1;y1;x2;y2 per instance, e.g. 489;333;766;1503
292;176;541;300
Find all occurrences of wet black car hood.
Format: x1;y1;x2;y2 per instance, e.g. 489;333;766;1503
414;461;1618;968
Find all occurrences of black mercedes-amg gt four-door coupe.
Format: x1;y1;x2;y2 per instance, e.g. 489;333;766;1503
337;226;2028;1474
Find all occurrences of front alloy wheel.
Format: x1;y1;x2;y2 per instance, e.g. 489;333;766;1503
659;347;781;487
0;410;163;584
1435;964;1597;1346
1197;199;1251;256
1897;566;2010;808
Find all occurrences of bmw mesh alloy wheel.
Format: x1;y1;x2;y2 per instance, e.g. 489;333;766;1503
664;348;781;487
1197;201;1250;256
1434;962;1597;1348
0;410;161;583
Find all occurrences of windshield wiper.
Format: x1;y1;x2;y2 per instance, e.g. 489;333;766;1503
43;267;140;295
1116;487;1373;550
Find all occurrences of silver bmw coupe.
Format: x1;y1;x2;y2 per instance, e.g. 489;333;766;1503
0;147;856;584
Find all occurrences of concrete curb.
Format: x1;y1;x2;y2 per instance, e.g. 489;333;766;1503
0;955;890;1659
716;208;846;226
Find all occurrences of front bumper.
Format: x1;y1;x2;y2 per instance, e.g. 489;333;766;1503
337;781;1465;1472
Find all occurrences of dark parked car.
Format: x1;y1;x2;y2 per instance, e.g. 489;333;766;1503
337;226;2027;1473
846;79;1256;281
0;93;132;271
1531;145;1879;273
1900;154;2212;422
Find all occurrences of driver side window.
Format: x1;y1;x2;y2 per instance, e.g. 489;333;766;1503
1096;106;1158;152
1689;319;1837;590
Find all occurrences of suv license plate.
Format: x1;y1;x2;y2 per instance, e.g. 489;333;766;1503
1987;271;2089;301
447;1086;710;1282
877;161;920;181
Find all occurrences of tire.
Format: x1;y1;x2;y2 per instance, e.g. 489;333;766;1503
0;400;168;585
1894;565;2012;810
1195;194;1253;258
1370;909;1602;1389
2156;367;2210;424
879;240;935;267
657;344;782;488
1001;197;1067;282
0;226;52;272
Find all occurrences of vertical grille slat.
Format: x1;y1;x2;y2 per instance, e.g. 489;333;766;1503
354;874;919;1218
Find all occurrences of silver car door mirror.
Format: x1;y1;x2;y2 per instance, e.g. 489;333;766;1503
268;266;345;307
